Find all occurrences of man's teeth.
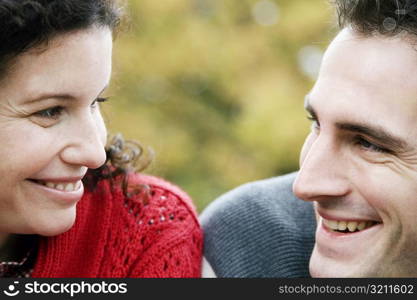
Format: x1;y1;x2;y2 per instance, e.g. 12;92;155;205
322;218;376;232
42;181;80;192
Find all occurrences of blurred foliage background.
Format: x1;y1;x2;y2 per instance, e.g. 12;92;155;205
104;0;336;212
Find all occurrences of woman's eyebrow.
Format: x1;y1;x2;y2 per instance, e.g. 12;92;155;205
23;84;109;104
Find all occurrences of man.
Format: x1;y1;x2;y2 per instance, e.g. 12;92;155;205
200;0;417;277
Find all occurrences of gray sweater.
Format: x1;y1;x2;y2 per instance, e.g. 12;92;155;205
200;172;316;277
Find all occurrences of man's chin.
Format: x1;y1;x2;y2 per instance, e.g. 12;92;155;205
309;248;370;278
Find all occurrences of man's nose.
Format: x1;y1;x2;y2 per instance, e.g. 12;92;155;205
292;135;350;202
60;114;107;169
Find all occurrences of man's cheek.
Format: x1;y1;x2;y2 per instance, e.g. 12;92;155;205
299;133;316;167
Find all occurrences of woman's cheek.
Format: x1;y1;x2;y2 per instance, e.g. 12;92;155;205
95;111;107;146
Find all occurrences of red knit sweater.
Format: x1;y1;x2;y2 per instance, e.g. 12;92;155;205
30;173;203;277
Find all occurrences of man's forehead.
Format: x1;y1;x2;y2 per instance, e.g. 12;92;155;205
322;28;417;92
307;27;417;138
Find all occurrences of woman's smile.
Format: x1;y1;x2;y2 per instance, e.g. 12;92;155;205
27;177;84;192
25;178;84;205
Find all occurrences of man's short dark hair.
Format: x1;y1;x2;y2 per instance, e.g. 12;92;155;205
334;0;417;36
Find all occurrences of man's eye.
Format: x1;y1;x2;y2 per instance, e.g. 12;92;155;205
356;136;387;153
307;115;320;129
33;106;64;119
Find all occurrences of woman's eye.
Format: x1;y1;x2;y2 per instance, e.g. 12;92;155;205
91;97;109;108
32;97;109;122
33;106;64;119
356;137;387;153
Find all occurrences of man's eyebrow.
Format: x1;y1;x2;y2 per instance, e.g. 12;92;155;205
336;122;410;151
23;84;109;104
304;95;317;118
303;94;410;152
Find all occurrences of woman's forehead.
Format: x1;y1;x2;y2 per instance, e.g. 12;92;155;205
0;28;113;104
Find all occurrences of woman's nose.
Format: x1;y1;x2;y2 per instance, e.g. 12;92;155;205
59;113;107;169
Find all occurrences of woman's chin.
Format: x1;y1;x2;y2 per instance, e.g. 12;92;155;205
29;209;77;237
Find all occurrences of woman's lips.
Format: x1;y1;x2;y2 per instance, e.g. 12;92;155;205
28;178;82;192
25;178;84;204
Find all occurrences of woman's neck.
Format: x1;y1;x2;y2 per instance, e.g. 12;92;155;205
0;234;17;261
0;233;9;246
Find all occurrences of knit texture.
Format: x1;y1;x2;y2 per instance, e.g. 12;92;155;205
200;172;316;278
31;173;203;278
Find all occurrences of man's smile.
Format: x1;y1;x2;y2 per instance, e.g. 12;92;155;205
321;217;380;233
315;211;384;258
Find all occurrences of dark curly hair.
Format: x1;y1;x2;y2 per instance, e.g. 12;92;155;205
334;0;417;36
84;134;153;198
0;0;152;197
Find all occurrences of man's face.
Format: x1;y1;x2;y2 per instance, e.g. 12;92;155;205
293;28;417;277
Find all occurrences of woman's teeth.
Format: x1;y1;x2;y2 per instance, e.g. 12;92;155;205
37;180;81;192
322;218;379;233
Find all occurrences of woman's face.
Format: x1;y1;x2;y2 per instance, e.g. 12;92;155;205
0;27;112;238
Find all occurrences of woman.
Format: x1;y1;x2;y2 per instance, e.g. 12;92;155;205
0;0;202;277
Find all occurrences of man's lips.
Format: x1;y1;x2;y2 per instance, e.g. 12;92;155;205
318;211;383;234
322;217;380;234
314;209;384;260
315;216;384;262
317;207;382;234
